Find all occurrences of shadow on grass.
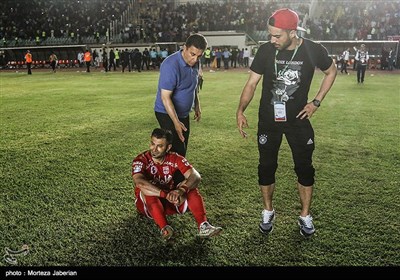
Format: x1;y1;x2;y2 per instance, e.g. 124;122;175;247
80;212;214;266
232;219;317;266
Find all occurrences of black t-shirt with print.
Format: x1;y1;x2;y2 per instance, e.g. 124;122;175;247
250;38;332;123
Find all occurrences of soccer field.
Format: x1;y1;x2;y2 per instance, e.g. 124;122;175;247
0;68;399;267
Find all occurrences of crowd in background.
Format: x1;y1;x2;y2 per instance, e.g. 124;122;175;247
1;0;399;46
1;0;123;44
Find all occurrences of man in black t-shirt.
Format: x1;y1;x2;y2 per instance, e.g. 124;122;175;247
236;8;337;238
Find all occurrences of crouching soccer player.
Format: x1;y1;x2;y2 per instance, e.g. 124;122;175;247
132;128;222;240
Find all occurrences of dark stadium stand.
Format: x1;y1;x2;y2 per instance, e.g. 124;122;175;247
0;0;399;69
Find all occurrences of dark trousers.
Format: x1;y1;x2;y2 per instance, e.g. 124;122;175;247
155;112;190;184
258;118;315;186
357;64;367;83
141;58;149;70
340;60;348;74
122;62;130;72
109;60;116;71
27;62;32;74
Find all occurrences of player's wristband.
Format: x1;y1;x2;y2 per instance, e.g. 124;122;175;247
159;190;168;198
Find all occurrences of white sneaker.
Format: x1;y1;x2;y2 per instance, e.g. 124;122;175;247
298;215;315;237
259;209;275;235
198;221;222;238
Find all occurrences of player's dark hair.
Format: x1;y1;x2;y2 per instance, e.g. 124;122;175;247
151;128;173;144
185;33;207;51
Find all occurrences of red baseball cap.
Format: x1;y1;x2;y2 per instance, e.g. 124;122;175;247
268;8;306;32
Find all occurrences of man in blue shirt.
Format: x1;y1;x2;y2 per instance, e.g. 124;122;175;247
154;33;207;184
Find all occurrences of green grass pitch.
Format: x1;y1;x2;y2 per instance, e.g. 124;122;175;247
0;68;399;267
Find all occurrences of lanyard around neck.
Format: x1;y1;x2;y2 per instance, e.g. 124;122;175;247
274;43;299;77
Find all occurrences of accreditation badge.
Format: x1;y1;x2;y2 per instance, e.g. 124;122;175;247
273;101;287;122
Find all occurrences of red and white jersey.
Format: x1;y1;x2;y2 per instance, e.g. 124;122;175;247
132;151;192;191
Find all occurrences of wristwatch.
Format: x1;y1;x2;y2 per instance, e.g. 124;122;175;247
312;99;321;107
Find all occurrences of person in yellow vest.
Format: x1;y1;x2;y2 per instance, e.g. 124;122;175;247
24;50;32;75
84;49;91;72
114;49;120;68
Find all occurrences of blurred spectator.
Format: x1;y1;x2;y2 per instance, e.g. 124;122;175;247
49;51;58;72
24;50;32;75
84;49;91;73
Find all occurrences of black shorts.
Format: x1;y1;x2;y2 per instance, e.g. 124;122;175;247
257;118;315;186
